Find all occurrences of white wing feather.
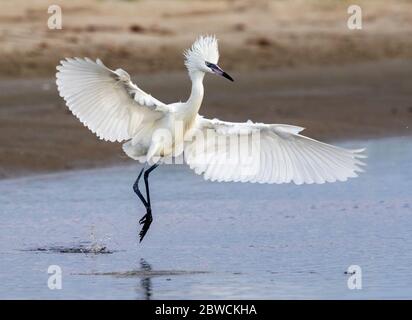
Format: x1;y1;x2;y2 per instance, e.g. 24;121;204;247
56;58;169;142
184;116;366;184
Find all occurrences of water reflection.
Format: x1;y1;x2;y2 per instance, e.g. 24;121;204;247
139;258;152;300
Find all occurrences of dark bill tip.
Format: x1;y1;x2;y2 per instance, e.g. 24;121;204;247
221;71;234;82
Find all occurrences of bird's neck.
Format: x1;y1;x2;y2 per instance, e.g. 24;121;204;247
185;71;205;115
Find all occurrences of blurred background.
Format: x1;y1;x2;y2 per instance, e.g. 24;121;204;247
0;0;411;177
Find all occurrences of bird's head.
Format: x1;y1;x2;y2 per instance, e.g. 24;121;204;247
184;35;233;82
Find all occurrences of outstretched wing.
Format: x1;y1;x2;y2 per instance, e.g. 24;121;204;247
184;116;366;184
56;58;169;142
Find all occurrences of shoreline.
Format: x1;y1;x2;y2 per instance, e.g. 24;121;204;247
0;129;409;182
1;59;411;180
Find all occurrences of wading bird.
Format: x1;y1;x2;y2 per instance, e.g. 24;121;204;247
56;35;365;242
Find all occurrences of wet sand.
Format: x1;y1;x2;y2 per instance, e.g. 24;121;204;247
1;59;412;178
1;0;412;178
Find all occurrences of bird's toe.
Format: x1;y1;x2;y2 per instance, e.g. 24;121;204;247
139;220;152;242
138;211;153;242
139;210;152;225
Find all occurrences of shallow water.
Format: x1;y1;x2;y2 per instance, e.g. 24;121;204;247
0;137;411;299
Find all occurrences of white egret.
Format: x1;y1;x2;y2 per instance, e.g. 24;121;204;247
56;35;365;242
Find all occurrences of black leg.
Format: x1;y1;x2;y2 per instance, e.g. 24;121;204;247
144;163;159;207
137;163;159;242
133;167;148;209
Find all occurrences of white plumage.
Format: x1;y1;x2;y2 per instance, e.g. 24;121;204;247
56;35;365;185
185;117;365;184
56;58;166;143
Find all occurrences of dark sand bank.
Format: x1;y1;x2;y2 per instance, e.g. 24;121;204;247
1;59;411;179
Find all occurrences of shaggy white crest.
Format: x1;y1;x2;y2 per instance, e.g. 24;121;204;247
184;35;219;74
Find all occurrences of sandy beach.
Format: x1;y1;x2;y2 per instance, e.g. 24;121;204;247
1;0;412;77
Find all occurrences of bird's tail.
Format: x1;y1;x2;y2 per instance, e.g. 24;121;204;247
122;141;146;163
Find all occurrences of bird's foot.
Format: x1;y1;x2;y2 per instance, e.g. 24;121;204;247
139;209;153;243
139;208;152;224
